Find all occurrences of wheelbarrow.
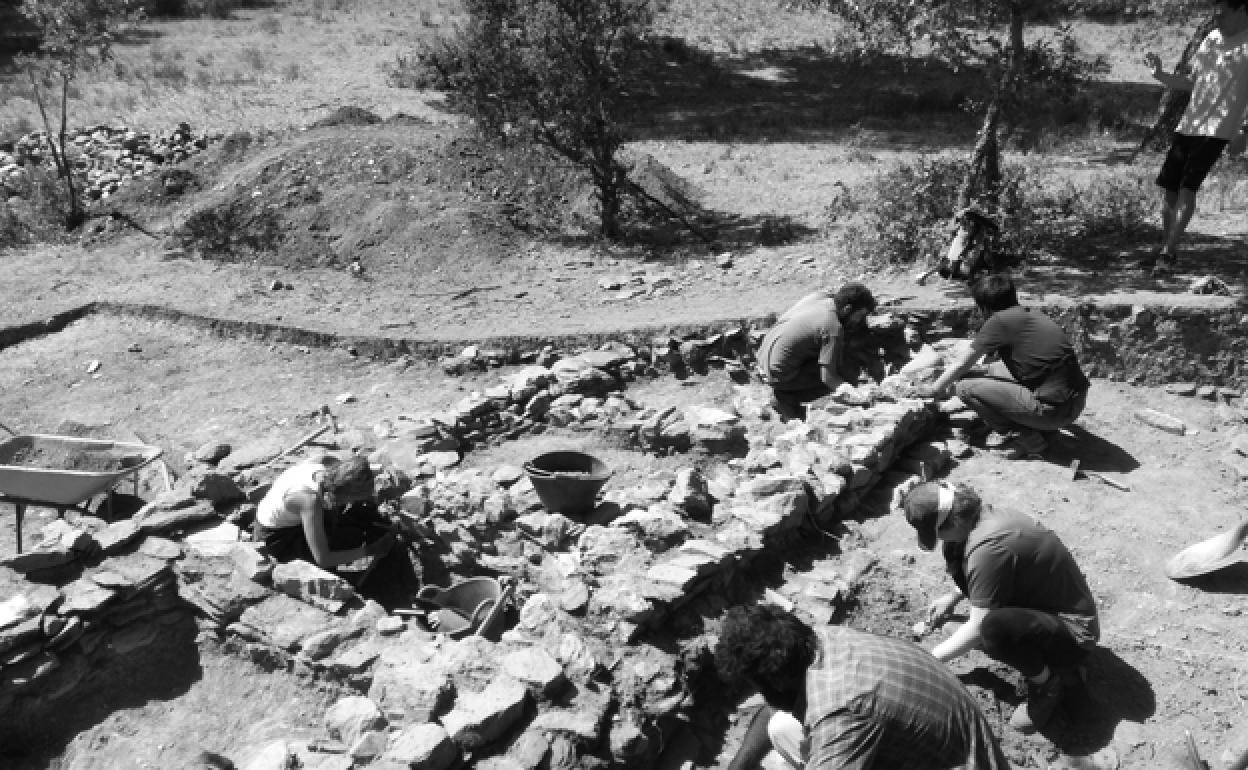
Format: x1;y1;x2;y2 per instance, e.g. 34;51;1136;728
0;422;164;553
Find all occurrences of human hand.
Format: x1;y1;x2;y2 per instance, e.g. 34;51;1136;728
365;532;396;557
926;592;961;626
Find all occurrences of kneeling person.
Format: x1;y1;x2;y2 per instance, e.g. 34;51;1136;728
716;604;1011;769
904;481;1099;733
756;283;876;420
917;274;1089;458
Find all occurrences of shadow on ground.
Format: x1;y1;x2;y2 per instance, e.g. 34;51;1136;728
0;616;204;769
1043;425;1140;476
1174;561;1248;594
624;38;1163;146
960;647;1155;757
1046;647;1157;754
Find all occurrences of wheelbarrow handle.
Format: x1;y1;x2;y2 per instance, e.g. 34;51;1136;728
0;422;16;437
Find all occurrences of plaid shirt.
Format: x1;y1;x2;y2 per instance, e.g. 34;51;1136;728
804;627;1011;770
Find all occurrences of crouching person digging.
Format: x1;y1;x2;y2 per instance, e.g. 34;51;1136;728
915;274;1089;460
903;481;1100;734
755;283;877;422
254;455;420;609
715;604;1012;769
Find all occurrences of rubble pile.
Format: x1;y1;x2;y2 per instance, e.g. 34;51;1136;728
0;122;213;204
0;320;960;768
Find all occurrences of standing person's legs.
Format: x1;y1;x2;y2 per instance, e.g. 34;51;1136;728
1153;134;1228;272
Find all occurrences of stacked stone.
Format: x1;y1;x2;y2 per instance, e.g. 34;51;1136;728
1;122;213;204
0;324;952;767
0;490;230;720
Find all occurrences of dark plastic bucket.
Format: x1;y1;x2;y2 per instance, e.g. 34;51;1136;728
524;450;611;516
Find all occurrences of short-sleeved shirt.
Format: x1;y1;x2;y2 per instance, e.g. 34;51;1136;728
972;305;1089;405
758;294;844;385
1179;27;1248;141
944;509;1099;649
803;626;1012;770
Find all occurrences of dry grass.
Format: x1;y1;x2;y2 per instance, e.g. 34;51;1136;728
0;0;464;138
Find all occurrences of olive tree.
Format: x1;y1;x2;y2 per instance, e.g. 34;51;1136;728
827;0;1106;210
433;0;653;239
16;0;134;228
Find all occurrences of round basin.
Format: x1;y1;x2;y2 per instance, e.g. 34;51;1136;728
524;450;611;516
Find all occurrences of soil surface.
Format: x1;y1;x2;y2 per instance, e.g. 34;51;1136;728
5;443;140;474
1;17;1247;766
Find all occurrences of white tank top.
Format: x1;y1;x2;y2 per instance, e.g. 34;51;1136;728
256;462;324;528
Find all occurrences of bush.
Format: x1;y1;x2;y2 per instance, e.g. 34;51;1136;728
837;155;1028;266
1029;172;1155;240
836;158;1153;268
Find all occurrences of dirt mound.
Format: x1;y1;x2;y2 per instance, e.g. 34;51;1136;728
96;123;717;275
105;124;600;273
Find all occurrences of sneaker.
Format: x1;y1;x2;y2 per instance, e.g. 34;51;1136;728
1010;674;1064;733
1004;431;1047;460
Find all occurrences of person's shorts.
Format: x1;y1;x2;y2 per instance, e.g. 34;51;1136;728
1156;133;1229;192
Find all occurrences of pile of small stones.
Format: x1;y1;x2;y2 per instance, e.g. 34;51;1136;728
0;122;215;204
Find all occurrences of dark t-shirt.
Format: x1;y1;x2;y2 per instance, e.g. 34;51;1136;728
972;306;1089;404
758;294;844;385
944;508;1099;648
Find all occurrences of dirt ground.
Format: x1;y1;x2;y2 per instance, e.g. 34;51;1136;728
2;7;1247;767
2;311;1248;768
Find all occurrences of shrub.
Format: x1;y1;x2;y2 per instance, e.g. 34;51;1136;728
1028;172;1155;241
424;0;655;240
837;155;1026;266
836;158;1155;269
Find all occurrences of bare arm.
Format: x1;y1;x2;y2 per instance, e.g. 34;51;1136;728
931;605;989;663
820;363;846;391
726;704;776;770
1146;52;1194;92
291;490;369;568
920;345;984;398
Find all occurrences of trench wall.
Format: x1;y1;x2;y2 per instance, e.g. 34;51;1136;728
3;299;1248;388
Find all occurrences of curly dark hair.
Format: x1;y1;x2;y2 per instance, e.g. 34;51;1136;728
714;604;818;685
323;455;374;499
833;281;877;316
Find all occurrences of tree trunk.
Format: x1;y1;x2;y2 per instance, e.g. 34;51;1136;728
58;71;84;229
957;4;1025;212
1132;14;1217;160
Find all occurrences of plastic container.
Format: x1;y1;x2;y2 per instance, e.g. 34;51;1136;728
524;450;611;516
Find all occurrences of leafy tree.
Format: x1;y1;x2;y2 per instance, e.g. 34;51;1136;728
430;0;654;239
825;0;1106;213
16;0;135;228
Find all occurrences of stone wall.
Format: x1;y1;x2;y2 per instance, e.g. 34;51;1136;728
5;299;1246;390
0;341;947;769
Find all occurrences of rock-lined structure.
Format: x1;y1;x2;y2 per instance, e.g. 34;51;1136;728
0;331;953;768
1;123;213;204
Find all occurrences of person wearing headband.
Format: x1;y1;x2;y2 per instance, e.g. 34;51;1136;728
902;481;1099;734
914;274;1089;460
